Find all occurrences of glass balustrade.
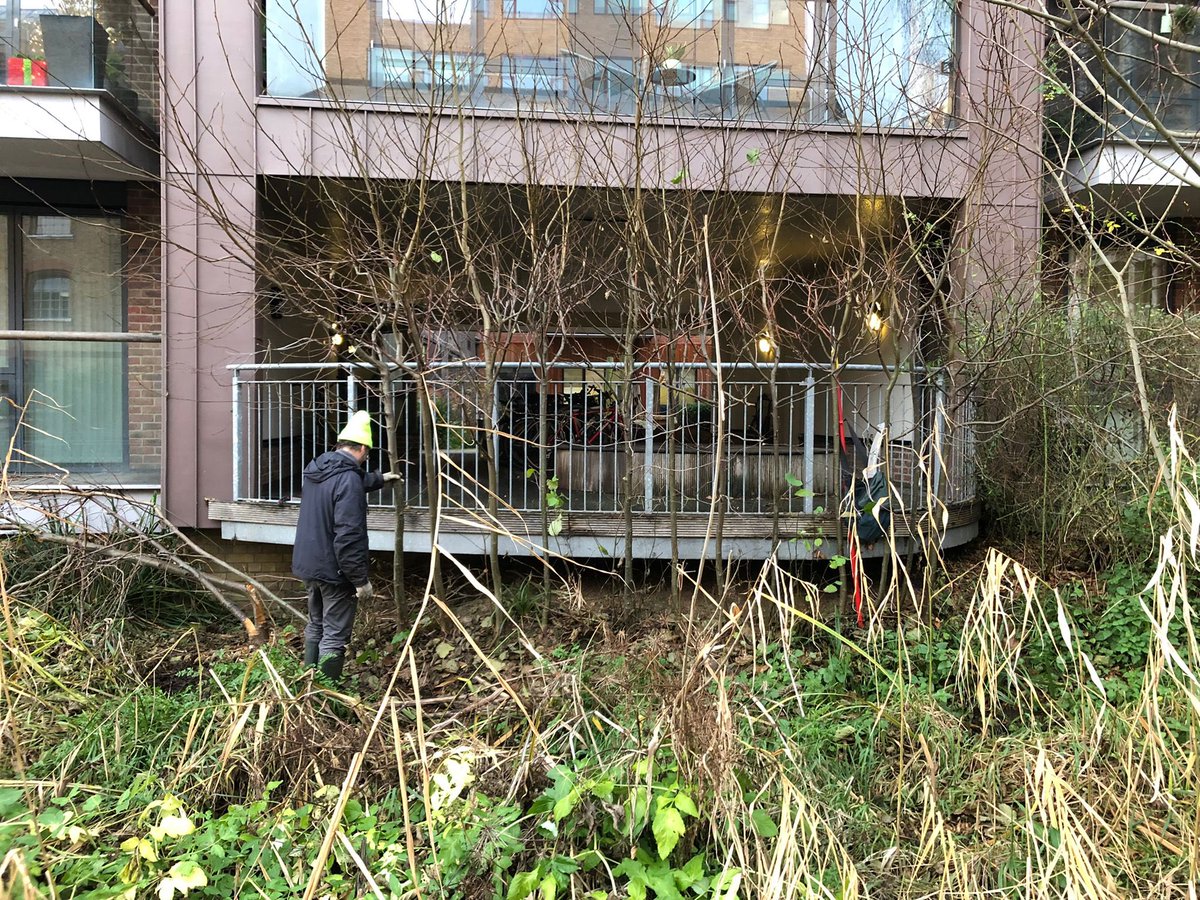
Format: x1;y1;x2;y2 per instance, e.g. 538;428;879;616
0;0;157;127
263;0;956;127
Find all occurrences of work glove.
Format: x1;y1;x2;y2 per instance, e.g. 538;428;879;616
355;581;374;601
382;472;403;483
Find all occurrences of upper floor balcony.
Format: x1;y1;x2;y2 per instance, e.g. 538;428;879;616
1048;2;1200;211
263;0;957;129
0;0;157;178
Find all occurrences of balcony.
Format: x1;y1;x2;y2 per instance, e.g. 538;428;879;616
0;0;157;177
262;0;956;128
1049;5;1200;211
210;360;978;559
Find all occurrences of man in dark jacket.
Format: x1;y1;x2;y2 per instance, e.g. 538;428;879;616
292;410;399;684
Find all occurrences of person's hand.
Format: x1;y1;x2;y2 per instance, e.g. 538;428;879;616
355;582;374;601
382;472;403;483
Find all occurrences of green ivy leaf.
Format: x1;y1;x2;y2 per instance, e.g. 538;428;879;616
553;788;579;822
674;793;699;817
746;148;761;163
548;514;564;537
430;250;443;263
652;806;687;858
676;854;706;888
508;869;541;900
750;809;778;838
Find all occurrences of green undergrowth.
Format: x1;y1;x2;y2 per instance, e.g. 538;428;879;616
0;544;1197;898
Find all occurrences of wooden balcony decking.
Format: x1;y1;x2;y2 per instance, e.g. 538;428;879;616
208;496;980;559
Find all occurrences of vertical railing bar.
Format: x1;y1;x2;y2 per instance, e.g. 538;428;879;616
644;367;655;512
231;366;242;501
932;375;945;504
802;371;815;515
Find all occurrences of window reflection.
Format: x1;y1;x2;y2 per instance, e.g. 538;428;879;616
264;0;956;127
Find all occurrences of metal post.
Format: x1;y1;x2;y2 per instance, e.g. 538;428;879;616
492;375;502;472
643;368;655;511
931;374;945;502
231;366;242;501
347;367;358;413
802;371;815;514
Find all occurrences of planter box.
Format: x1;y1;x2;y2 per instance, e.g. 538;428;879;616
6;58;48;86
40;15;108;89
555;447;627;496
726;448;837;499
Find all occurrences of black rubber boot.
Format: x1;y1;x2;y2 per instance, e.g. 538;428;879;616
304;641;320;668
318;652;345;686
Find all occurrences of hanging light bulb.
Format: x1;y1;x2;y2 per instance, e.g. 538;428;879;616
331;332;345;347
866;310;883;333
755;332;776;361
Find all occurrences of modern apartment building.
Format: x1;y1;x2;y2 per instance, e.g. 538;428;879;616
7;0;1044;562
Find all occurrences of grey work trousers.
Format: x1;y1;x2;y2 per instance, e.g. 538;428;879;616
304;580;357;659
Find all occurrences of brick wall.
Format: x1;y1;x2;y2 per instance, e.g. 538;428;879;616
187;529;395;598
125;182;162;479
190;530;300;594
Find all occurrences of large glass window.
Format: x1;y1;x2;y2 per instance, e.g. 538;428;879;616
835;0;955;127
657;0;714;27
382;0;474;25
507;0;575;17
0;213;128;474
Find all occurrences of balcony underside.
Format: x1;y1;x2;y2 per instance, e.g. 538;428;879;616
0;89;156;178
1063;144;1200;217
208;498;979;560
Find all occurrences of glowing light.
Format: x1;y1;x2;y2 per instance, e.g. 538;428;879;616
331;333;345;347
755;333;776;360
866;311;884;333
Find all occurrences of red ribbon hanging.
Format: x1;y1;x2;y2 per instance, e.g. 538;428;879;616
835;379;864;628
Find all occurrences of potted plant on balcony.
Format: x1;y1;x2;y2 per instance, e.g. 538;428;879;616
39;13;108;88
651;45;695;87
6;54;48;86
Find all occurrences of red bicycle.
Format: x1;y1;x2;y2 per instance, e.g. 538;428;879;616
555;390;624;447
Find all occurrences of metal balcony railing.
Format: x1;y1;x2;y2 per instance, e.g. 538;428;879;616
230;360;974;521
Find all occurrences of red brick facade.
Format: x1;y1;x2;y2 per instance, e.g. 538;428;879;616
125;182;162;480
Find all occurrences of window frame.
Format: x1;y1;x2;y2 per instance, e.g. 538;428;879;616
24;269;72;323
594;0;643;14
506;0;576;17
0;208;130;472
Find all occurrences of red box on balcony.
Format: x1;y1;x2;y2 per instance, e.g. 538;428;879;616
6;58;49;87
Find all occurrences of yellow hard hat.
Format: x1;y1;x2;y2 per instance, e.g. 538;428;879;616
337;410;374;448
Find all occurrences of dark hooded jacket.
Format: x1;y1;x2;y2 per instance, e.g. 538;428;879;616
292;450;384;586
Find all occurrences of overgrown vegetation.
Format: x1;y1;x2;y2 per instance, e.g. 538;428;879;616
3;415;1200;897
975;302;1200;569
